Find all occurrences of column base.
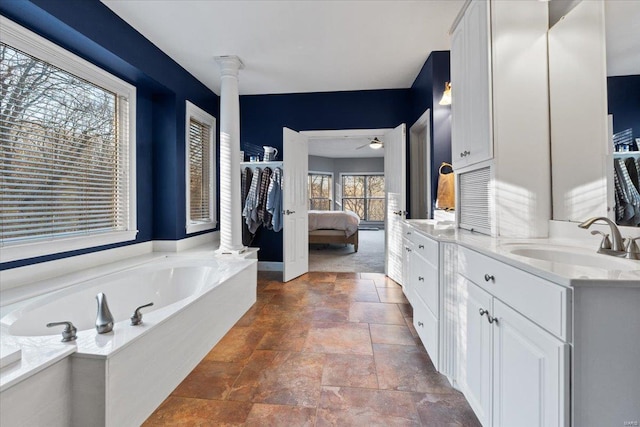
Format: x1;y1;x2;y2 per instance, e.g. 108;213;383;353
215;246;248;256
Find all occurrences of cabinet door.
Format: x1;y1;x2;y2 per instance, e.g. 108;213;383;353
402;237;414;303
459;278;493;427
450;15;467;170
492;299;568;427
463;0;493;167
413;297;439;371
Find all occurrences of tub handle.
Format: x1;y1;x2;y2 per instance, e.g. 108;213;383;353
131;302;154;326
46;321;77;342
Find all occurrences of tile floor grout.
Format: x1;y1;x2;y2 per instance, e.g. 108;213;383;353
143;271;481;426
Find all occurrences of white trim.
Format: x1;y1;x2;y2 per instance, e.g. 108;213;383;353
409;109;432;219
258;261;283;272
185;101;217;234
301;129;391;139
153;231;220;252
0;17;138;262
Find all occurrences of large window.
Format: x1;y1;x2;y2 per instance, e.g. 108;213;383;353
342;174;385;221
185;101;216;233
308;172;333;210
0;18;137;263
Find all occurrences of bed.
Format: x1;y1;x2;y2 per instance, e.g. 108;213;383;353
308;210;360;252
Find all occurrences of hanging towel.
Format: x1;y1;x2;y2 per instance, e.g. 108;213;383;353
267;167;283;232
625;157;640;193
257;167;273;229
243;167;262;233
241;167;254;245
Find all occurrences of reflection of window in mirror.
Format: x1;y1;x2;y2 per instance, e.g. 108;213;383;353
606;1;640;227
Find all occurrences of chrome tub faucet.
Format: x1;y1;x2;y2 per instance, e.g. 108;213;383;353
95;292;114;334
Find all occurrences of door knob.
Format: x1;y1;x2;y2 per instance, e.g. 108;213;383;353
284;209;296;215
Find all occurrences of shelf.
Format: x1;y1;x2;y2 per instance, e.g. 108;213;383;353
240;161;283;167
613;151;640;158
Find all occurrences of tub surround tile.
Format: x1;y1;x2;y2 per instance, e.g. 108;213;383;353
302;321;372;355
321;353;379;389
142;396;252;426
348;302;406;325
244;403;316;427
316;386;421;426
228;350;325;408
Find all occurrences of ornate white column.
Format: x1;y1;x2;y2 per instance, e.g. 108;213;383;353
215;55;246;254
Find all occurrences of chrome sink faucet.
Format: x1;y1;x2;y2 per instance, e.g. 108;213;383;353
578;217;625;255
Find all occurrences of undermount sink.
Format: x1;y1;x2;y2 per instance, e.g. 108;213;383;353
503;244;640;271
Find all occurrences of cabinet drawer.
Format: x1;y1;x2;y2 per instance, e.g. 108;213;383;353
412;256;439;317
414;299;439;370
458;246;569;340
411;231;438;266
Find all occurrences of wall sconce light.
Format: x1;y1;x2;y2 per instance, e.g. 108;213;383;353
439;82;452;106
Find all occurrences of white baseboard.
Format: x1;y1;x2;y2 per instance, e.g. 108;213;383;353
258;261;283;272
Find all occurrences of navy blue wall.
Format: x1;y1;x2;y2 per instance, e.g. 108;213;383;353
240;89;412;262
410;51;452;216
0;0;219;269
608;75;640;145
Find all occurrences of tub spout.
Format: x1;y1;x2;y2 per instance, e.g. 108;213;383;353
95;292;114;334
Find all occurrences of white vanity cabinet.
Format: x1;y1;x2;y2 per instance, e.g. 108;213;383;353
458;247;570;427
402;225;441;370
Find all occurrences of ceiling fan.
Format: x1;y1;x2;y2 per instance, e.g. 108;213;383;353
355;137;384;150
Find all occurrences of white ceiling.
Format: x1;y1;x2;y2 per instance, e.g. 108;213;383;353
100;0;464;96
305;129;388;158
605;1;640;77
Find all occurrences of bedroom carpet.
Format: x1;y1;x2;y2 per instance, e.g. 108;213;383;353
309;229;385;273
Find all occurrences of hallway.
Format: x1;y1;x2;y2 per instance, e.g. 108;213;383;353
143;271;480;426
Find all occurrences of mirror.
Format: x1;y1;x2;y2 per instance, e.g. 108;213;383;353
548;0;640;228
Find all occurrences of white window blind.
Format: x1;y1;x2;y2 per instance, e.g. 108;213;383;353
0;42;132;246
185;101;215;233
188;118;211;222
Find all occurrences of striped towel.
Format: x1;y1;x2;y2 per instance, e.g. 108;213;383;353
243;167;262;233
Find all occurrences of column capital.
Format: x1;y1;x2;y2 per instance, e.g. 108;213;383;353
215;55;244;77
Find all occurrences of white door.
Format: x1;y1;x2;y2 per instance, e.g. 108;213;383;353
283;128;309;282
492;299;568;427
384;123;406;283
459;278;493;427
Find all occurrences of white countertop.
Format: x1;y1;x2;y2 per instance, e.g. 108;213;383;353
404;219;640;287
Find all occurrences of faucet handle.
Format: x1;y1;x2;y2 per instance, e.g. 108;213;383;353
590;230;612;250
624;237;640;260
46;321;77;342
131;302;154;326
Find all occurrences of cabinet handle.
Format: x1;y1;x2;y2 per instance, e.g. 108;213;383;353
406;247;412;252
418;276;424;281
487;315;499;325
484;274;495;282
479;308;488;317
406;231;412;235
418;244;424;249
417;321;424;327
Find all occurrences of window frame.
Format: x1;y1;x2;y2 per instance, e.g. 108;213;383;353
308;171;333;210
185;101;217;234
340;172;385;223
0;17;138;263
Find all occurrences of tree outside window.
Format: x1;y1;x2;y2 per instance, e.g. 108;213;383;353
342;174;385;221
308;173;332;210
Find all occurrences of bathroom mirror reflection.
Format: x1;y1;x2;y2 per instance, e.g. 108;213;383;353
548;0;640;227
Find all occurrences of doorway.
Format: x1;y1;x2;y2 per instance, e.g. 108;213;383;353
303;129;388;273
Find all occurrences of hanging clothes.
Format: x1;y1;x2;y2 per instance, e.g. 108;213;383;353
267;167;283;232
241;167;254;246
243;167;262;233
614;157;640;226
257;167;273;229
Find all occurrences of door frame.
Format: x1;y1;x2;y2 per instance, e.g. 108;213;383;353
409;109;431;219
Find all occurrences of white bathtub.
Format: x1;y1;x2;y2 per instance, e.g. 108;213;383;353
0;255;257;427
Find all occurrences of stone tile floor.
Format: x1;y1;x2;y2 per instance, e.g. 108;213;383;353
143;271;481;426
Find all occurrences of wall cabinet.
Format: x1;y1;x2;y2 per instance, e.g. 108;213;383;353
458;247;569;427
450;0;492;170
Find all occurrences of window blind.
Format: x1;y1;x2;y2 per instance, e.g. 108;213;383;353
0;43;130;245
188;118;211;223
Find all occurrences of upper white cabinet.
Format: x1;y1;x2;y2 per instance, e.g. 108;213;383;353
451;0;492;169
451;0;552;238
